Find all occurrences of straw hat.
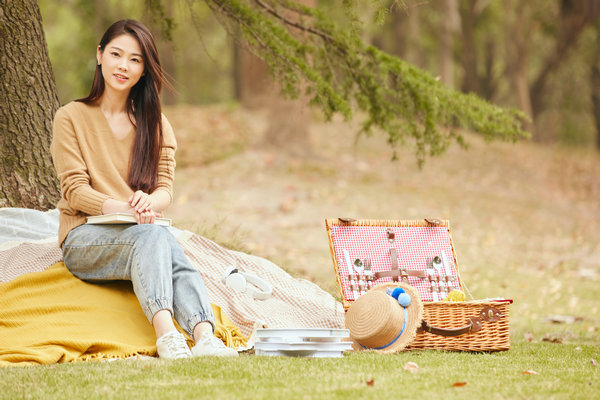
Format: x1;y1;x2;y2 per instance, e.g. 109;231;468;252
345;282;424;353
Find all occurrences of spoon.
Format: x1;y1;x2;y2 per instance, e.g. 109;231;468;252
432;256;446;298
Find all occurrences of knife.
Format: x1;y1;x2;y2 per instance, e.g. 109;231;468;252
441;251;454;290
343;249;359;299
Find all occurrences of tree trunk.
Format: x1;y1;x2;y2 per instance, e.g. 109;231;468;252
503;0;535;137
529;0;594;119
439;0;458;88
459;0;478;94
0;0;60;209
390;4;407;58
479;37;498;100
404;5;423;68
233;43;271;109
592;64;600;150
233;0;316;155
145;1;178;105
591;24;600;150
159;40;177;105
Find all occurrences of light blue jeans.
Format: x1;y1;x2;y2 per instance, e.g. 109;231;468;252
62;223;216;337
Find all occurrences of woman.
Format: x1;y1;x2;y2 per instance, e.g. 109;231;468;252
50;19;237;359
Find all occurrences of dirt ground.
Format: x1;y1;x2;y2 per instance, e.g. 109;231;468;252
164;104;600;341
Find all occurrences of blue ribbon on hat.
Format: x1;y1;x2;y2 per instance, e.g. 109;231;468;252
359;307;408;350
359;287;411;350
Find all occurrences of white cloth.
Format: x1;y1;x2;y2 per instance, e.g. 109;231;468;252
0;208;59;250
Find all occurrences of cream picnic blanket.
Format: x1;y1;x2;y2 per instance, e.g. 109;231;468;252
0;208;345;364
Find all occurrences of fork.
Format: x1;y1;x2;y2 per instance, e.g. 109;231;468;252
364;259;373;290
427;261;439;301
432;256;446;299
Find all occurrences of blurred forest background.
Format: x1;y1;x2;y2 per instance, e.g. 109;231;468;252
17;0;600;343
39;0;600;149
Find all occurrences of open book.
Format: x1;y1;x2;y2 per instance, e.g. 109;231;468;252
86;213;172;227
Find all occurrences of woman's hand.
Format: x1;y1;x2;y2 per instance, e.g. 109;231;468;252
135;209;162;224
129;190;153;213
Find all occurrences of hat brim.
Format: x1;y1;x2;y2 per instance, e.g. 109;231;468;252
347;282;424;353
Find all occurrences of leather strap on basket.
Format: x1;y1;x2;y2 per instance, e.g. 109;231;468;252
374;269;427;281
389;248;399;282
374;248;427;282
417;306;502;337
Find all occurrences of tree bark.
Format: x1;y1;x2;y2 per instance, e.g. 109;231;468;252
145;1;178;105
233;42;271;109
529;0;595;119
0;0;60;209
233;0;316;155
591;24;600;150
506;1;534;136
456;1;497;100
439;0;458;88
404;4;423;68
459;0;478;94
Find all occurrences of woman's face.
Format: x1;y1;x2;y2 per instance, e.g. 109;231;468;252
97;33;145;95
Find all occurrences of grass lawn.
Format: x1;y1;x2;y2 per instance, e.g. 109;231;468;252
2;105;598;399
1;339;598;400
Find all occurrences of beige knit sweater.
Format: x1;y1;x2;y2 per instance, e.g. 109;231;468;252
50;101;177;246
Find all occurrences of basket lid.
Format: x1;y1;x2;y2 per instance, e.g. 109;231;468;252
325;218;463;309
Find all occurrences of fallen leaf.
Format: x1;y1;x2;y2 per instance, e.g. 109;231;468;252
366;379;375;386
452;382;467;387
591;358;597;367
542;335;563;344
522;370;538;375
542;314;583;324
403;361;419;372
278;196;298;213
524;332;534;342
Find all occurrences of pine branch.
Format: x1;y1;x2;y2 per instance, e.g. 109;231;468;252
252;0;336;46
196;0;528;164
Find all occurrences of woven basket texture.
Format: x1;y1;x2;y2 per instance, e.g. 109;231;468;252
406;301;510;351
325;218;511;352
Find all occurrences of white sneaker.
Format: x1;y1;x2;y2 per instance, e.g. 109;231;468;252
191;333;239;357
156;331;192;359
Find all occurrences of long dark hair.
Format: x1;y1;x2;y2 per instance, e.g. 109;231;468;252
78;19;163;194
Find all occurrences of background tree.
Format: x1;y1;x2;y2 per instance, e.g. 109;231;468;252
200;0;526;163
234;0;317;155
394;0;599;144
1;0;533;209
0;0;60;209
591;19;600;149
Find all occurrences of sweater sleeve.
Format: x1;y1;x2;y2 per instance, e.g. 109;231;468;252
50;106;111;216
154;115;177;201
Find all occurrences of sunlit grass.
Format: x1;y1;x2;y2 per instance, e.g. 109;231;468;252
1;341;598;400
6;105;594;398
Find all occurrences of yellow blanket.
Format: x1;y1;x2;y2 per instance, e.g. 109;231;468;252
0;262;247;366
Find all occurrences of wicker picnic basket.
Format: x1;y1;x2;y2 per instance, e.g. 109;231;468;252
325;218;511;352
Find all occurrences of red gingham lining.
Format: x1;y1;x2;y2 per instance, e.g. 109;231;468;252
330;225;460;302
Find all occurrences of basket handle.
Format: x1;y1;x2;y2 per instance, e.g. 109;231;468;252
417;306;502;337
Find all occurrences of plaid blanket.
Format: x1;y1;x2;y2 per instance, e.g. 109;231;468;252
0;208;344;340
179;233;345;336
